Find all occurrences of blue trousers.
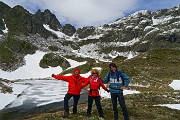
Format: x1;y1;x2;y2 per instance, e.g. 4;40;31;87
111;93;129;120
64;93;80;113
87;96;104;117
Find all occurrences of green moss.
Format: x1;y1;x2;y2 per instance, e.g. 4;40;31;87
39;53;70;70
48;45;59;51
0;43;16;64
62;58;96;75
0;35;37;70
76;26;95;39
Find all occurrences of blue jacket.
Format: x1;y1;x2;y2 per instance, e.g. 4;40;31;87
103;70;131;93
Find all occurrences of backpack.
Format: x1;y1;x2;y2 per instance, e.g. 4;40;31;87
89;76;101;95
107;70;125;85
90;76;100;90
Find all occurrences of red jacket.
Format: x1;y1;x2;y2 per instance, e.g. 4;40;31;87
53;69;86;95
82;75;108;96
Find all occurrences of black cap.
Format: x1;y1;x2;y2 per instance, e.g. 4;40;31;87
109;63;117;69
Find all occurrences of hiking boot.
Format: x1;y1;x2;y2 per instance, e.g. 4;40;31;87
62;111;69;118
100;115;105;118
87;112;91;117
73;107;77;114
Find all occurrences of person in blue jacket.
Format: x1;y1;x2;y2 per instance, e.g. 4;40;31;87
103;63;131;120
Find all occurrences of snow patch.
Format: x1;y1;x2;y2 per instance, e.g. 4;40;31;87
109;51;139;59
2;19;8;33
139;19;148;24
0;51;88;80
131;10;149;17
102;38;140;47
152;16;180;26
72;44;110;62
100;89;140;98
127;51;136;59
43;24;68;39
65;58;87;69
144;28;159;38
155;104;180;110
144;26;154;31
82;34;104;40
161;29;180;35
130;83;150;88
126;25;134;29
123;38;140;46
169;80;180;90
135;26;139;29
141;41;148;44
0;51;62;80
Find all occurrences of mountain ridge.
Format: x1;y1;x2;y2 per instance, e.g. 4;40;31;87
0;2;180;71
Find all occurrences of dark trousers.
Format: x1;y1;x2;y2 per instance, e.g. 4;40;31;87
64;93;80;113
111;93;129;120
87;96;104;117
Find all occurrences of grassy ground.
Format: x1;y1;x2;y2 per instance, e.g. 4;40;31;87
22;92;180;120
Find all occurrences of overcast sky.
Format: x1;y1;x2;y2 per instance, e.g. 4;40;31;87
1;0;180;28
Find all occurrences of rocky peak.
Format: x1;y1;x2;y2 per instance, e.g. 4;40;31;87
34;9;62;31
35;9;41;16
2;4;58;39
12;5;29;14
76;26;95;39
130;10;151;18
0;1;11;17
62;24;76;36
152;5;180;19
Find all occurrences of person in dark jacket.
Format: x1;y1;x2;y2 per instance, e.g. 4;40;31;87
103;63;131;120
52;68;86;118
82;69;110;118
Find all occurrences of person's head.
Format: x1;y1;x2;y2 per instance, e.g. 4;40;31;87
73;68;81;77
91;69;99;77
109;63;117;73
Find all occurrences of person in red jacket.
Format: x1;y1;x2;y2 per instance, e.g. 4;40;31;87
82;69;110;118
52;68;86;118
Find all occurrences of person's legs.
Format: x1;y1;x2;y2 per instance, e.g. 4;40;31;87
87;96;93;116
73;95;80;114
117;93;129;120
111;93;118;120
95;96;104;118
64;93;72;117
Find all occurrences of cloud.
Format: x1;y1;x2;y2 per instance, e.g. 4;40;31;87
1;0;180;28
1;0;138;28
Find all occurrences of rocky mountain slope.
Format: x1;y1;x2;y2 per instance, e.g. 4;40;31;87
0;1;180;71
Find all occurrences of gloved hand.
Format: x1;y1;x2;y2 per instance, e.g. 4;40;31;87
52;74;55;77
106;89;110;93
120;86;126;90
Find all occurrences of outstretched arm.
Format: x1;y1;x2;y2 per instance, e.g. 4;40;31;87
99;78;108;91
102;73;110;84
81;77;90;88
52;74;69;82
